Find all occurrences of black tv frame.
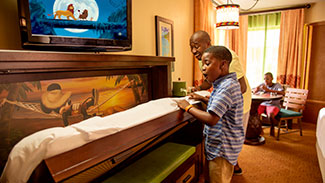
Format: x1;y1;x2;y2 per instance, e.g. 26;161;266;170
17;0;132;52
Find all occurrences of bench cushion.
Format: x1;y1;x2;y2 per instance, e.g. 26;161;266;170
102;142;196;183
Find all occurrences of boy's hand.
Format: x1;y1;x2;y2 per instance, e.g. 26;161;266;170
175;99;190;110
253;86;261;94
261;85;270;92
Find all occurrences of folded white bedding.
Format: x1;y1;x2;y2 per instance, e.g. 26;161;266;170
72;98;179;140
0;127;87;183
0;97;182;183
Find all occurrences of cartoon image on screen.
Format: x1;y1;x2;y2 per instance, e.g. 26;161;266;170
29;0;127;40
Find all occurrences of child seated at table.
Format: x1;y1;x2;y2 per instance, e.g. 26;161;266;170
252;72;285;136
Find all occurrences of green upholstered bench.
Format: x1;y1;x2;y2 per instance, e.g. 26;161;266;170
102;142;196;183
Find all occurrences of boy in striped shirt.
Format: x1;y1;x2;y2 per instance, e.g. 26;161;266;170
176;46;244;183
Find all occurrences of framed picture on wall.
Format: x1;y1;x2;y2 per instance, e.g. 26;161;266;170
155;16;174;71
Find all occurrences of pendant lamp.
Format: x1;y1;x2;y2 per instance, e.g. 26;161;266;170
216;3;240;29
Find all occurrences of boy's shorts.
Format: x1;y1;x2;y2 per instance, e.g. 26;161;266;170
257;104;280;116
209;157;234;183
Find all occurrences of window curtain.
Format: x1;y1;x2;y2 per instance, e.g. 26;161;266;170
300;24;312;90
224;15;248;73
246;13;281;88
193;0;248;83
277;9;305;88
193;0;215;87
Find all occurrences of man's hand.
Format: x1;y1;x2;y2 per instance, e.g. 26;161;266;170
189;93;204;101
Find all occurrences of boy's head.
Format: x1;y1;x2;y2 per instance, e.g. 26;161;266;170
189;30;211;60
264;72;273;86
201;46;232;83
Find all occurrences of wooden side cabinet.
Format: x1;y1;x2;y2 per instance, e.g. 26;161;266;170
162;151;199;183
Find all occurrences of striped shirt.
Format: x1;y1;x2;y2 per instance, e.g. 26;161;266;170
259;83;284;108
204;72;244;165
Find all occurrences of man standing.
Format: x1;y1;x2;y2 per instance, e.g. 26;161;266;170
189;30;252;175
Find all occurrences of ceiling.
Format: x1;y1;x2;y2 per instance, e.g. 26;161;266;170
215;0;323;11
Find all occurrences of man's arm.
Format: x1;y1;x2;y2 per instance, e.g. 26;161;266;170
196;79;212;91
197;77;246;94
238;77;247;94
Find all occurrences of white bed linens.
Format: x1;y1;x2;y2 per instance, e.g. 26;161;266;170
0;97;187;183
317;108;325;158
316;107;325;182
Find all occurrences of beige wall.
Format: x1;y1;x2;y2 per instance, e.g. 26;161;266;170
129;0;194;87
305;1;325;24
0;0;194;87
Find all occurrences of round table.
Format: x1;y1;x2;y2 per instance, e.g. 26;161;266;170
245;93;283;145
252;93;283;100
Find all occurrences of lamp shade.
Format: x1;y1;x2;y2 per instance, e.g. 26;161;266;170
216;4;240;29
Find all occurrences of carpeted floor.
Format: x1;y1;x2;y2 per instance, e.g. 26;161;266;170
231;122;323;183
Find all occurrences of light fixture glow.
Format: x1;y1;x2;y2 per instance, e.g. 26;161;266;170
216;4;240;29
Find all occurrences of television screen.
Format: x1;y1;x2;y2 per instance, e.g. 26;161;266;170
18;0;132;51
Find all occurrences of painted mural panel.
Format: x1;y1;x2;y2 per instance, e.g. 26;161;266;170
0;73;148;173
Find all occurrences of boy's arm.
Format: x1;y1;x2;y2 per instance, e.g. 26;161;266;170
176;99;220;126
252;84;263;93
261;85;285;95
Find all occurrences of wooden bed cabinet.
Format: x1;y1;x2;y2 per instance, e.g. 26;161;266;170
0;50;204;183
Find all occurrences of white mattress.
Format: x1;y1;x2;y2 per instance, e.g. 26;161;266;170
316;107;325;182
317;108;325;158
316;141;325;182
0;93;208;183
0;97;180;183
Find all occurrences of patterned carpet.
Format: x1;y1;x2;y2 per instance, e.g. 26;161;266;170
231;122;323;183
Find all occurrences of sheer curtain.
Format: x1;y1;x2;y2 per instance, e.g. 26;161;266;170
246;13;281;88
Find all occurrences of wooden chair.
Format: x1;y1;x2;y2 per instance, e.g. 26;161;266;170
276;88;309;140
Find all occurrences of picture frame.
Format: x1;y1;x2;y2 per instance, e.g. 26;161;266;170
155;16;174;57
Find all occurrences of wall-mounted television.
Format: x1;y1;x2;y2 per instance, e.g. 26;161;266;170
18;0;132;52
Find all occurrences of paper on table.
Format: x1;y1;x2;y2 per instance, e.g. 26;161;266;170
194;90;211;97
173;90;211;105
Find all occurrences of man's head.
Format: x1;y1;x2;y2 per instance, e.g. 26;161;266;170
264;72;273;87
201;46;232;83
190;30;211;60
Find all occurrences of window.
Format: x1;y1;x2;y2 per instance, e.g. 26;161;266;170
214;13;281;88
246;13;281;88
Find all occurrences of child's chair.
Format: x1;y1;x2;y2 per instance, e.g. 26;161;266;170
276;88;309;140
